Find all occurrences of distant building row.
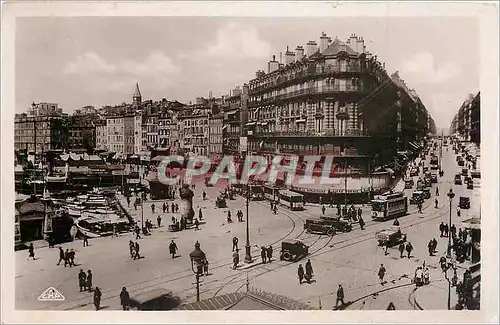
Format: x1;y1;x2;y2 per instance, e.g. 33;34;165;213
449;92;480;144
15;32;436;167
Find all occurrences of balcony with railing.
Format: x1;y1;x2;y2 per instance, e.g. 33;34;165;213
249;66;368;95
249;85;365;107
253;128;369;138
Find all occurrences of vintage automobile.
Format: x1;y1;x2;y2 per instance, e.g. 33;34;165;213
466;180;474;190
461;168;469;176
409;191;424;205
129;288;181;311
459;196;471;209
471;170;481;179
168;223;181;232
420;188;431;199
304;217;337;236
404;179;414;189
458;159;465;167
454;174;463;185
280;239;309;262
215;196;227;208
318;216;352;232
423;166;429;173
430;173;438;183
409;168;419;177
376;226;407;246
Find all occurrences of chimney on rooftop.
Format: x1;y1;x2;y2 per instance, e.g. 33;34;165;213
285;46;295;65
295;46;304;60
306;41;317;57
356;37;365;54
268;54;279;73
319;32;330;53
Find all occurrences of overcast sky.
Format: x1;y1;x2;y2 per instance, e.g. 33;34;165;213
16;16;478;129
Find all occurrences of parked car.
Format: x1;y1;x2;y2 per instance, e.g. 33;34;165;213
458;160;465;167
467;181;474;190
304;217;337;236
404;179;414;189
280;240;309;262
471;170;481;179
430;174;438;183
459;196;470;209
454;174;463;185
319;216;353;232
409;168;419;177
421;188;431;199
376;226;407;247
410;191;424;204
215;197;227;208
462;168;469;176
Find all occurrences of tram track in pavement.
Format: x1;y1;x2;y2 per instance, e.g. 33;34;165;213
62;194;314;310
62;183;445;310
222;203;451;297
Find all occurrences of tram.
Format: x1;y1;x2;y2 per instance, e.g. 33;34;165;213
278;190;304;211
263;184;280;202
371;192;408;221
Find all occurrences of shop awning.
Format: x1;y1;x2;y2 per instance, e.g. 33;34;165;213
461;217;481;230
385;168;395;174
246;122;256;126
409;142;419;150
295;119;306;123
222;125;228;131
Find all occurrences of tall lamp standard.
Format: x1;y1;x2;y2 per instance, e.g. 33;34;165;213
189;241;206;302
240;136;252;264
244;179;252;263
447;188;455;258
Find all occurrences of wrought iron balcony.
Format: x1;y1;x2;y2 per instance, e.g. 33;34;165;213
253;129;369;138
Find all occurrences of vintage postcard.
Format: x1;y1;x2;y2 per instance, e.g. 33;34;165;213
1;1;498;324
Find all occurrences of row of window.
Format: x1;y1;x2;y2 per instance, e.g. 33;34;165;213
184;119;209;127
250;60;367;90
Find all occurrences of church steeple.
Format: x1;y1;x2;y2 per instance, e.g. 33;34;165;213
133;82;142;107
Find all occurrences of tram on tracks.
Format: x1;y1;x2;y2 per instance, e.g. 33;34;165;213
371;192;408;221
278;190;304;211
263;184;281;202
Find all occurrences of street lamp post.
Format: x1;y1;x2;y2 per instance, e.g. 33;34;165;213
141;195;144;229
240;136;253;264
447;189;455;258
344;159;348;209
244;180;252;263
189;241;206;302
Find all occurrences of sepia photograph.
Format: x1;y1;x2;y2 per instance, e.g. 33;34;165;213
1;1;498;324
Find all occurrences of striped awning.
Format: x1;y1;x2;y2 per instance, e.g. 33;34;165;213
409;142;419;150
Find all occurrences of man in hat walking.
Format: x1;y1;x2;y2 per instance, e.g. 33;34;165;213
298;264;305;284
87;270;93;292
169;240;178;259
93;287;102;311
78;269;87;292
336;284;345;307
378;264;386;284
120;287;130;311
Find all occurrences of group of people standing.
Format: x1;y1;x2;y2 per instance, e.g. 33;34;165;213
78;269;103;311
297;259;314;284
260;246;273;263
57;247;77;267
128;240;141;260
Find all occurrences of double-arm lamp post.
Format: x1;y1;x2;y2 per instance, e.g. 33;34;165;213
189;241;206;302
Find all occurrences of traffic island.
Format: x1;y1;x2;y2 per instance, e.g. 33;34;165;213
412;279;459;310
